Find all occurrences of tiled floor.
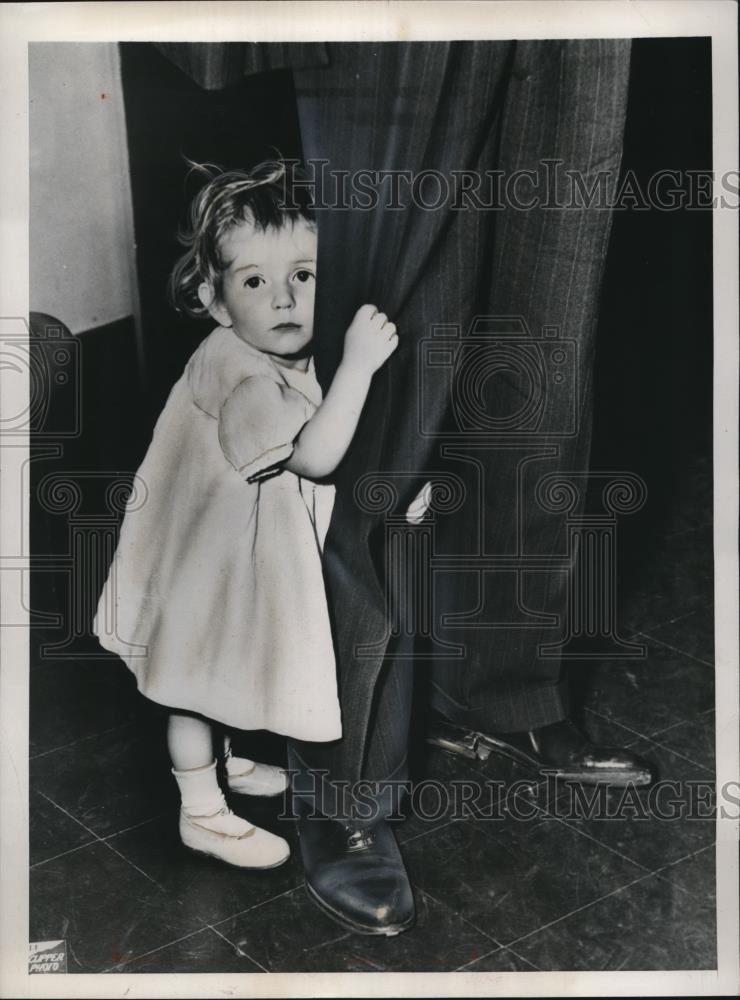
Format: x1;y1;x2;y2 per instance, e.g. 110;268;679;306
29;453;717;973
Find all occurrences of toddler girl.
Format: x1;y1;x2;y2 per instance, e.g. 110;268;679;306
94;161;398;869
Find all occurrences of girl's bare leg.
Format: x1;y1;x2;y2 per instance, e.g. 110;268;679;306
167;712;214;770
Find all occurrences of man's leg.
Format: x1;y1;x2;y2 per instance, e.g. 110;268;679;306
289;656;413;827
428;39;652;785
289;39;650;936
289;652;416;936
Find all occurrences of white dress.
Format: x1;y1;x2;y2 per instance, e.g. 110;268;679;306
93;326;341;742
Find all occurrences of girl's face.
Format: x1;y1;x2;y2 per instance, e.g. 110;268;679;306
199;218;317;368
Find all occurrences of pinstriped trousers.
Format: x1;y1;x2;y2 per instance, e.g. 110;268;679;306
288;40;632;826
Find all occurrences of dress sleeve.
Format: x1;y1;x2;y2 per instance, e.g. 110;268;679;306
219;376;313;482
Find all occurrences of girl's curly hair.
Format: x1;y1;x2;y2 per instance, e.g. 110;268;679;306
168;159;316;319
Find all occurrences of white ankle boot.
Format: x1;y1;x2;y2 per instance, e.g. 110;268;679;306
224;747;290;798
172;761;289;869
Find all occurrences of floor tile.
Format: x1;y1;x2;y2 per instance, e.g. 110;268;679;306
393;745;497;844
402;813;643;946
510;867;716;970
574;641;715;742
214;886;345;971
109;813;303;929
30;724;177;838
618;524;713;635
624;734;715;788
216;884;494;972
540;782;715;880
30;790;97;866
113;926;263;974
460;945;548;972
642;603;714;666
655;841;716;897
30;841;204;972
650;714;715;775
30;659;138;757
503;713;717;856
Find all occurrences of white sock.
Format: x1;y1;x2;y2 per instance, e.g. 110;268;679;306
171;760;225;817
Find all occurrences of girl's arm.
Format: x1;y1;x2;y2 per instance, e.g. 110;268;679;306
286;304;398;480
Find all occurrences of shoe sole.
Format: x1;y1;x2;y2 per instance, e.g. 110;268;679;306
226;787;289;798
304;880;415;937
547;768;652;787
437;730;652;787
494;742;653;786
182;842;291;870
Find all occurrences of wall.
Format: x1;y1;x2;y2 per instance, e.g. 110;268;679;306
118;42;304;406
30;43;138;334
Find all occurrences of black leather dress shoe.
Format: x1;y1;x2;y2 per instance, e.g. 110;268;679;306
295;798;415;936
428;715;654;786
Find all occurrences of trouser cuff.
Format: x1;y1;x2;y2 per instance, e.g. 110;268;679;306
287;744;410;830
430;676;568;733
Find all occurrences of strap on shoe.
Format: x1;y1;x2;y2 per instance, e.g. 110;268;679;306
345;828;375;852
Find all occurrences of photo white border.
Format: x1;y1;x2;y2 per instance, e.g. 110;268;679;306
1;2;737;997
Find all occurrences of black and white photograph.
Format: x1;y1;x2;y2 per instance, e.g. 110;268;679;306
0;2;738;996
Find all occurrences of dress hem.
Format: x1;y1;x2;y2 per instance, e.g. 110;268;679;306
103;650;343;744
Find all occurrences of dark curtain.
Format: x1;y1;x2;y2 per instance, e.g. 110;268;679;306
153;41;329;89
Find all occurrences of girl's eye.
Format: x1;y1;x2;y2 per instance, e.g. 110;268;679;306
293;270;315;284
244;276;263;290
